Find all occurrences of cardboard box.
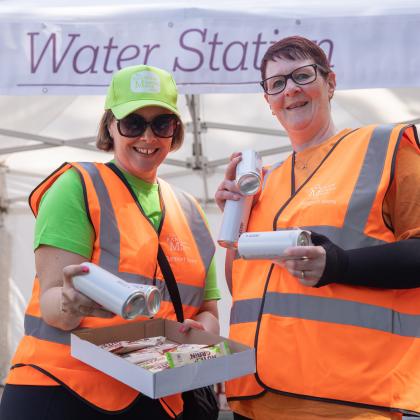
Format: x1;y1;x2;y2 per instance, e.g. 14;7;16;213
71;318;255;399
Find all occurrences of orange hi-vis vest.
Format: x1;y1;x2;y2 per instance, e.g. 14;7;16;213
8;162;215;417
226;124;420;415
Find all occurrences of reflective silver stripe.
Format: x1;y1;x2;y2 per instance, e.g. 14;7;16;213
79;162;121;273
119;274;204;309
231;294;420;338
341;125;393;244
161;281;204;308
301;225;386;249
347;125;395;226
25;314;70;345
262;161;283;191
172;188;215;272
230;298;262;324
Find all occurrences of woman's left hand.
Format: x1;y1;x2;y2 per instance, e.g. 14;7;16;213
279;246;327;287
179;301;219;335
179;318;205;334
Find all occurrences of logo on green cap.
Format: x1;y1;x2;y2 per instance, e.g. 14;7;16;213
131;71;160;93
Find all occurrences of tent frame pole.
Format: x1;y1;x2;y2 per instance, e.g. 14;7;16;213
186;94;210;204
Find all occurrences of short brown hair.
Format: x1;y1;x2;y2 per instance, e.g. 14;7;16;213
96;110;185;152
260;36;331;81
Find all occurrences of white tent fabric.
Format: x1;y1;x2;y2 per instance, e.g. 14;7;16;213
1;0;420;383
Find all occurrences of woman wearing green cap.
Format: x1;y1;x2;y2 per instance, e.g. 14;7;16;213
0;65;220;420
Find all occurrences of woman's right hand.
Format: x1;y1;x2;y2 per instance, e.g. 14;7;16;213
214;152;242;211
61;264;115;319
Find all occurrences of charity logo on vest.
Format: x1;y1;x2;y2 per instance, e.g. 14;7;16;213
165;235;198;265
130;71;160;93
166;235;188;252
299;183;337;208
309;183;336;198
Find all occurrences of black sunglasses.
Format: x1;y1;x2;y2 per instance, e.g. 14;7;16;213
117;113;180;138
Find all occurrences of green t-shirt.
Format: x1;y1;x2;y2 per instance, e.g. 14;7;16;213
34;164;220;301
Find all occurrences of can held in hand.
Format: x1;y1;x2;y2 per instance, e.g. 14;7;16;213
218;195;253;249
218;149;262;249
236;149;262;195
133;283;162;317
237;229;312;260
73;262;161;319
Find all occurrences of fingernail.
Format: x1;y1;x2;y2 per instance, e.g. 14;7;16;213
179;326;185;333
82;266;89;273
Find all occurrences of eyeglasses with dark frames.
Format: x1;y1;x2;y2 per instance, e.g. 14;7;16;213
117;113;180;138
260;64;329;95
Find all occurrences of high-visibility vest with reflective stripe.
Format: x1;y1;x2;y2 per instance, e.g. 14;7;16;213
8;162;215;416
226;124;420;414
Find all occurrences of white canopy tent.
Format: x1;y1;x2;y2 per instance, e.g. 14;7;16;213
0;0;420;383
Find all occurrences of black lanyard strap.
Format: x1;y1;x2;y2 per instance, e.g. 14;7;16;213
157;245;184;323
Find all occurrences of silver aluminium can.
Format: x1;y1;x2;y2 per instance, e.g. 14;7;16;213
217;149;262;249
133;283;161;316
217;195;253;248
73;262;161;319
237;229;312;260
236;149;262;195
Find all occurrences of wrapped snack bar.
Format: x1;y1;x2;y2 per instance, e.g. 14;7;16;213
100;336;166;354
166;341;231;368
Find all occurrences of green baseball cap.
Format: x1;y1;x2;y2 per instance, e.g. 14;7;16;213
105;65;180;119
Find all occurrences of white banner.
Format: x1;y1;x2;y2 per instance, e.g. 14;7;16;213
1;5;419;94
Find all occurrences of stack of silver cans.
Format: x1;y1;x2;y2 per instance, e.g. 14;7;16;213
218;149;262;248
73;262;161;319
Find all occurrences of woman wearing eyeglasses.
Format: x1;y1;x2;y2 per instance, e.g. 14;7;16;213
216;36;420;419
0;65;220;420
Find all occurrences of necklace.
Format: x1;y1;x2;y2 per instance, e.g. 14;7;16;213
293;154;313;170
290;129;357;196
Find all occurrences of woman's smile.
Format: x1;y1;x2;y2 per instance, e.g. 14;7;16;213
132;146;159;156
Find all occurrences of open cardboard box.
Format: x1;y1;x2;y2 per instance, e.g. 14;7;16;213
71;318;255;399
